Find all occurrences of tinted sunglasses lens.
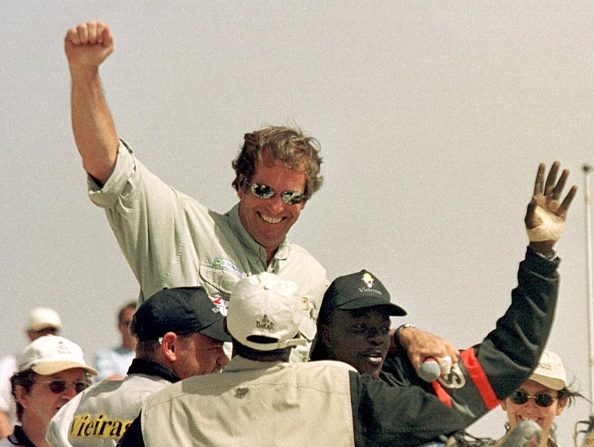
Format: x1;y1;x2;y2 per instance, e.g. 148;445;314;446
48;381;67;393
535;393;554;407
48;381;89;394
281;191;305;205
510;390;528;405
251;183;274;199
510;390;554;407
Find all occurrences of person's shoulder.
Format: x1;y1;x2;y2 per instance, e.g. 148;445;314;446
123;373;171;392
300;360;357;371
282;242;326;276
289;361;356;392
285;240;319;258
141;378;186;411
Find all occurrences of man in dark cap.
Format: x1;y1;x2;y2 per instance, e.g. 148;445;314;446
46;287;230;447
310;269;406;379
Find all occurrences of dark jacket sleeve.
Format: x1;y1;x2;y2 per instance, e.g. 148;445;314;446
380;349;432;390
350;372;466;446
429;246;559;424
116;414;145;447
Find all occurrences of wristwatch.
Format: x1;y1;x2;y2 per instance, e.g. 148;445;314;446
394;323;416;351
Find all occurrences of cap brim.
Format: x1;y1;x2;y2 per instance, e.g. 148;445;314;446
199;320;232;343
529;373;565;391
31;361;97;376
338;298;407;316
27;324;62;332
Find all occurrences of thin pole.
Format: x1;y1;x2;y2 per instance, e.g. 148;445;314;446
583;164;594;410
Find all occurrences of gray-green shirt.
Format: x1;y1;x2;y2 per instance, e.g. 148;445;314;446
88;141;327;361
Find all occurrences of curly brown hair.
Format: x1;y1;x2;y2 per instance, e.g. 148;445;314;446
231;125;323;202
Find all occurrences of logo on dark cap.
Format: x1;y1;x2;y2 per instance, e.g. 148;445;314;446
358;271;383;296
362;272;374;288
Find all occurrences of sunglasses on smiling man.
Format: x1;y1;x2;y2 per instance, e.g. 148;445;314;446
36;379;90;394
248;183;307;205
509;390;557;408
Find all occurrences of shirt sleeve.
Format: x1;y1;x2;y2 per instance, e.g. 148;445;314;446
86;140;193;297
428;246;560;424
350;372;465;446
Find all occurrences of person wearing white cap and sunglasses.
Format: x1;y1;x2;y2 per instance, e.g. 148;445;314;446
0;335;96;447
498;350;583;447
0;307;63;439
62;20;461;367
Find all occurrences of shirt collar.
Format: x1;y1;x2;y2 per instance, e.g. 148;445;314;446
127;358;180;383
9;426;36;447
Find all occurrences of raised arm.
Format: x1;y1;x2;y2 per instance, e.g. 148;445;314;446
391;162;577;376
426;161;577;425
64;21;119;184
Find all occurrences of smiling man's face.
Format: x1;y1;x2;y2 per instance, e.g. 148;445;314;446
237;151;307;262
321;307;391;379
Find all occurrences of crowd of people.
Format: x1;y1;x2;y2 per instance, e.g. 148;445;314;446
0;19;585;447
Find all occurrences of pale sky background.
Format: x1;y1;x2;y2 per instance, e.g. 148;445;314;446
1;1;593;444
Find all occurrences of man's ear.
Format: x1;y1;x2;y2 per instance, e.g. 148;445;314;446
160;332;178;362
500;399;508;411
14;385;29;409
556;397;569;416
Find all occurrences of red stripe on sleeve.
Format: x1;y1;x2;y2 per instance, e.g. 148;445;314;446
461;349;500;409
431;381;453;407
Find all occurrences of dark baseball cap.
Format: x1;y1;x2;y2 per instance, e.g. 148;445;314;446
132;287;231;343
318;270;407;322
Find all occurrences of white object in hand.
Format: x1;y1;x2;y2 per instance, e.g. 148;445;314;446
419;356;452;382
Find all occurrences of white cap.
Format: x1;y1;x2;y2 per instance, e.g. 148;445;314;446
18;335;97;376
530;350;567;391
227;272;307;351
26;307;63;332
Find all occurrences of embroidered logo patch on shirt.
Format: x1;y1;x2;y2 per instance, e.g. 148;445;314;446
212;258;246;279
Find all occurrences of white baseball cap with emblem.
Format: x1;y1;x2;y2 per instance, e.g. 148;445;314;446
227;272;307;351
18;335;97;376
529;350;567;391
